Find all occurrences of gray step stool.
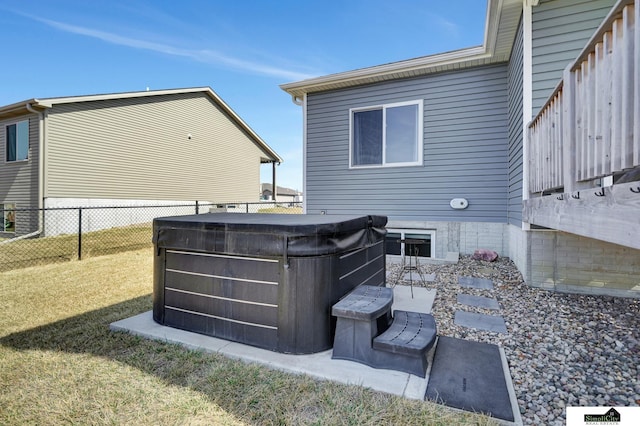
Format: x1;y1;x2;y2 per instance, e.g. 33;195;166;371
331;285;437;377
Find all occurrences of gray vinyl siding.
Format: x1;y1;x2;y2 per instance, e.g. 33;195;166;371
508;16;524;227
45;92;265;202
532;0;617;115
306;64;509;223
0;114;40;235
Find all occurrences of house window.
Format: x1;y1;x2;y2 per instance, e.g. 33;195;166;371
385;229;434;259
2;203;16;233
6;120;29;162
350;100;422;168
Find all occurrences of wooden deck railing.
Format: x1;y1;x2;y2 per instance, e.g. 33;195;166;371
529;0;639;194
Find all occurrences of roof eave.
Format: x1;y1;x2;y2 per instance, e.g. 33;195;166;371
202;88;284;164
0;87;283;164
33;87;212;107
280;46;489;98
0;98;45;119
280;0;522;98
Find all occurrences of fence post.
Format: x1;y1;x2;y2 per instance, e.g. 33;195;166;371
195;201;199;214
245;203;249;213
78;207;83;261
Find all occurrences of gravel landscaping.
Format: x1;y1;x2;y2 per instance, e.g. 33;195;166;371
388;255;640;425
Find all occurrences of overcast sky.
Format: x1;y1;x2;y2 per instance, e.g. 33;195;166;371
0;0;487;192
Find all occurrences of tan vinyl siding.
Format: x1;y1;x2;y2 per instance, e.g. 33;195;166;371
0;113;40;207
45;92;265;202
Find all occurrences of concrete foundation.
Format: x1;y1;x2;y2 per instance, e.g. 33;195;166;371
387;221;640;298
508;225;640;298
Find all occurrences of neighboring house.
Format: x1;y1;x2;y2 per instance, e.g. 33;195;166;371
281;0;640;297
0;87;282;237
260;183;302;203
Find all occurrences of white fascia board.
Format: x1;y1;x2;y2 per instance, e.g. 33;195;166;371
0;99;41;116
32;87;211;107
280;46;488;96
280;0;524;98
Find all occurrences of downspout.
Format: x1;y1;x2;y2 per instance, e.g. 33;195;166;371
272;161;278;203
290;95;307;214
521;1;536;231
2;103;46;243
27;102;45;234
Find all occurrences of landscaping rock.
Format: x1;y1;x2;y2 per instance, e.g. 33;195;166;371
471;249;499;262
387;256;640;426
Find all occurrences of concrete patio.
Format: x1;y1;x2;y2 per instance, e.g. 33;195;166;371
110;284;522;425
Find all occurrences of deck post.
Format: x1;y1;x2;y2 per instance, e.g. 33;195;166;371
562;65;576;193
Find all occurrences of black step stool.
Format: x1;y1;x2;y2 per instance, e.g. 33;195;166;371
332;285;437;377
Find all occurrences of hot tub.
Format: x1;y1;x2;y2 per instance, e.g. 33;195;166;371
152;213;387;354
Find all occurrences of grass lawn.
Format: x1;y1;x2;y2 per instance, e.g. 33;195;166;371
0;249;495;425
257;206;303;214
1;206;302;273
0;225;153;272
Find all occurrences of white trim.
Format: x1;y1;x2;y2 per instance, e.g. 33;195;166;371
166;287;278;308
34;87;209;106
280;0;524;98
521;3;533;231
166;249;279;264
339;253;385;281
482;0;501;54
165;306;278;330
349;100;423;169
166;268;279;286
281;46;488;95
1;202;16;234
302;94;308;214
4;119;30;163
385;228;435;259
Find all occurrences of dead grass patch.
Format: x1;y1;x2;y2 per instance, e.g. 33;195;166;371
0;225;152;272
257;206;303;214
0;249;495;425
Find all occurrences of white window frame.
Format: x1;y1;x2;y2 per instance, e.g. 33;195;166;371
349;100;423;169
5;120;29;163
385;228;435;261
2;202;16;233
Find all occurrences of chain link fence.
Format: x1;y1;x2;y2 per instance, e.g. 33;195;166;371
0;201;302;272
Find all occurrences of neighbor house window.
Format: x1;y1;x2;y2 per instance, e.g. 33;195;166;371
385;229;434;259
350;100;422;168
6;120;29;162
2;203;16;233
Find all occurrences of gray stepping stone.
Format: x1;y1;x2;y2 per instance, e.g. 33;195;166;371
457;294;501;310
458;276;493;289
402;271;418;281
477;267;494;275
454;311;507;333
401;271;436;282
423;273;436;282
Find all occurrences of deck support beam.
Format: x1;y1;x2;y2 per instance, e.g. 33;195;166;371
523;181;640;249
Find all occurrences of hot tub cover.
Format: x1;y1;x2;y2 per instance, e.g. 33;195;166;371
153;213;387;257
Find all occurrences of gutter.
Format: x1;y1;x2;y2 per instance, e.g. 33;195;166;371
2;103;46;243
280;45;489;98
280;0;524;99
